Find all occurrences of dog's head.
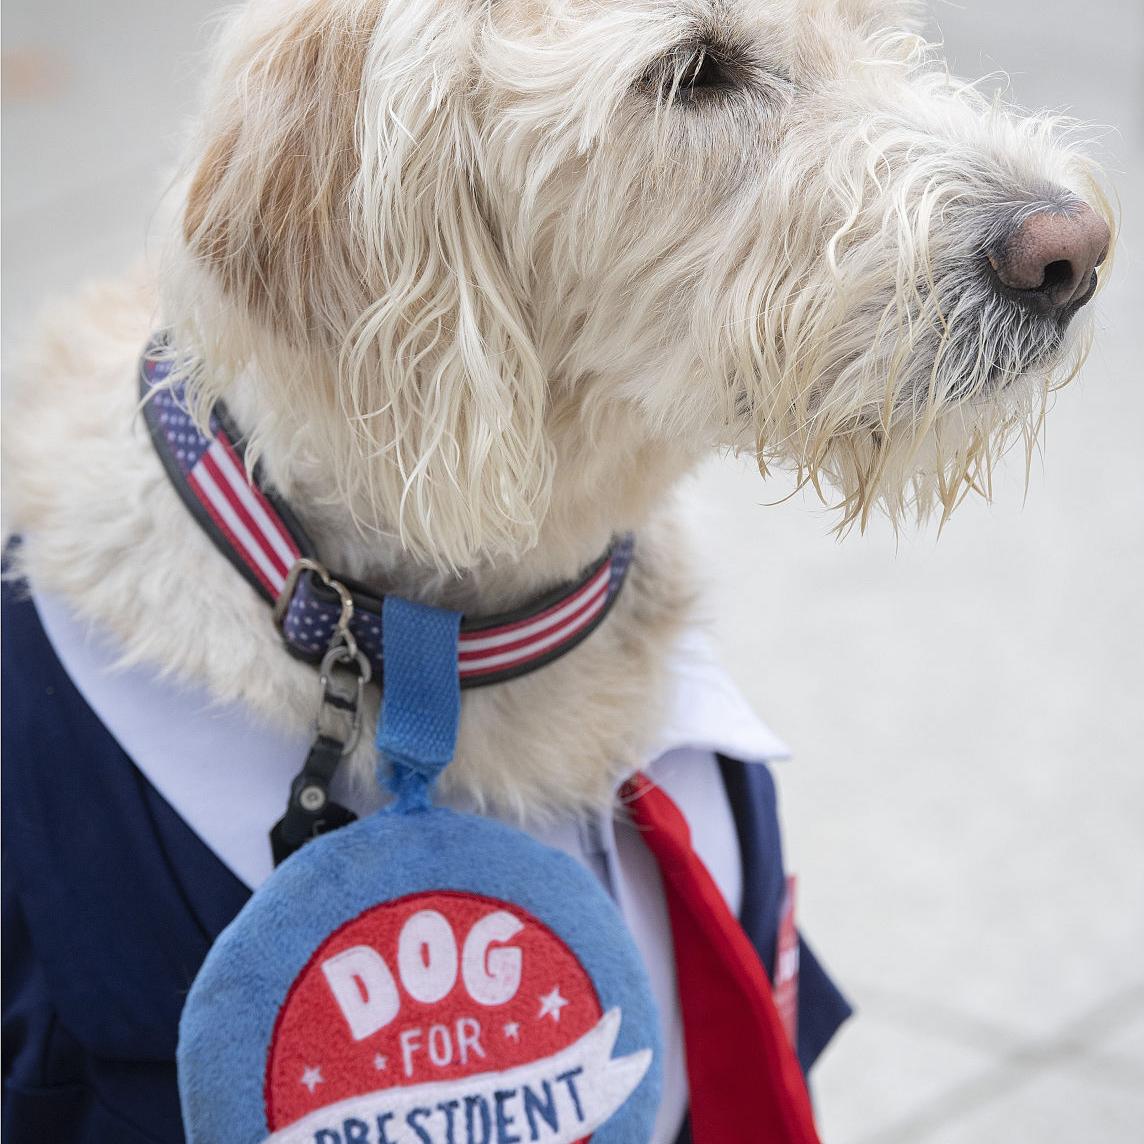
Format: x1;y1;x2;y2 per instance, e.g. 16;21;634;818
169;0;1114;568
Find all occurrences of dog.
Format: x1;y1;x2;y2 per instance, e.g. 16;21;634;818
1;0;1113;1140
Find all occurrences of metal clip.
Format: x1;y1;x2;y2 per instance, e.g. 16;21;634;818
275;557;371;754
316;640;372;756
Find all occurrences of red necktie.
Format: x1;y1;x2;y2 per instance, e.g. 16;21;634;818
622;773;822;1144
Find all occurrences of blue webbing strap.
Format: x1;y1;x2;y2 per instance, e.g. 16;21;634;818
376;597;462;812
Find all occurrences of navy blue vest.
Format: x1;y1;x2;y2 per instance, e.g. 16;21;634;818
1;580;849;1143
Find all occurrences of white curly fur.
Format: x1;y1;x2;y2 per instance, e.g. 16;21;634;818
3;0;1114;819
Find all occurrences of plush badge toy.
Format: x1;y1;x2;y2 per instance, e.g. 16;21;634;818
177;597;662;1144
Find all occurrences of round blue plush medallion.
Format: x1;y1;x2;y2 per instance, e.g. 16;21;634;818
178;806;662;1144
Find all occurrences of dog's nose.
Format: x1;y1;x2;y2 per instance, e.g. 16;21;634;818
988;204;1109;315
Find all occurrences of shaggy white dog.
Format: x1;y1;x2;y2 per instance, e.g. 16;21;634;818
4;0;1113;820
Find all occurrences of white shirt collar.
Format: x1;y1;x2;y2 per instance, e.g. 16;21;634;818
648;625;790;765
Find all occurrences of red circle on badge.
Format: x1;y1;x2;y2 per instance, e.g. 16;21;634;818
265;891;602;1132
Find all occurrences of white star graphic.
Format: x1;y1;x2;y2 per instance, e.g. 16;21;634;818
300;1066;324;1094
503;1022;521;1041
538;986;570;1023
373;1054;389;1071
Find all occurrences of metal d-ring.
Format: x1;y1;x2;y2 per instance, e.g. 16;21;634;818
274;557;360;660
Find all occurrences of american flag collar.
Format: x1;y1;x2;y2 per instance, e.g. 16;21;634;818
139;339;635;689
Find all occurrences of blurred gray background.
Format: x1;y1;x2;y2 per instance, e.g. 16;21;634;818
3;1;1142;1140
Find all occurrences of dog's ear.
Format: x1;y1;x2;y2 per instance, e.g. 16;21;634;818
183;0;370;338
182;0;552;570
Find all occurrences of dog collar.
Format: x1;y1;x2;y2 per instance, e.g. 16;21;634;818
139;338;634;690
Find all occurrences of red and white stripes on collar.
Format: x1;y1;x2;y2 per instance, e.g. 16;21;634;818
140;340;635;689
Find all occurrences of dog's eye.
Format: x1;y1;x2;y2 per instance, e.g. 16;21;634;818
647;43;740;104
679;47;731;93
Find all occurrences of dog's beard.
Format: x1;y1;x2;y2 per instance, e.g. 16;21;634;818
731;250;1098;532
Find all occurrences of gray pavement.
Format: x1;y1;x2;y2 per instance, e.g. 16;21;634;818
4;1;1142;1140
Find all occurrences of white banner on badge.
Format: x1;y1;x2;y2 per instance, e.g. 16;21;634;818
263;1009;651;1144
